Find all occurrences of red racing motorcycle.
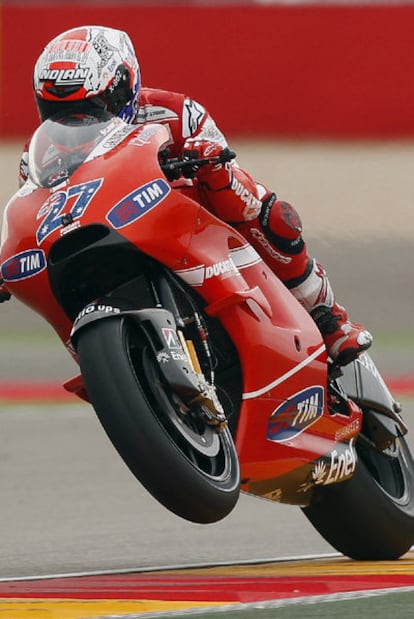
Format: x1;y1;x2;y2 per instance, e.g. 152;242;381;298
1;112;413;560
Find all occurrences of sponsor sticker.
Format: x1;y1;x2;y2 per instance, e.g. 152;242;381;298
231;177;262;220
250;228;292;264
324;438;357;484
299;438;357;492
161;328;187;362
162;327;182;350
1;249;46;281
130;125;168;147
106;178;171;228
335;418;360;441
73;304;121;329
267;386;324;443
175;253;245;287
39;67;89;86
36;179;103;244
205;259;238;280
183;98;205;137
100;125;137;150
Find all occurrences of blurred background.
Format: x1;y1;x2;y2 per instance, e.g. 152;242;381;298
0;0;413;385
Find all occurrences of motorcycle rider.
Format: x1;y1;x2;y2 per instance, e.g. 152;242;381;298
18;25;372;366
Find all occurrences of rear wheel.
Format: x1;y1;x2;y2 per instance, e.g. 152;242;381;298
77;316;240;524
302;433;414;559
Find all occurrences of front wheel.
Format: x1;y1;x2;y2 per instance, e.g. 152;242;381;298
77;316;240;524
302;435;414;559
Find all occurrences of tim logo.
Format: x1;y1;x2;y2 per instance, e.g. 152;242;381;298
267;386;324;443
107;178;171;229
1;249;46;282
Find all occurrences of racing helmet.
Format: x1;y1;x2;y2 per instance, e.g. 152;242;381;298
33;25;141;123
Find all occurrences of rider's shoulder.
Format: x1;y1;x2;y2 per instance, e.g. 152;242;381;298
139;87;206;116
140;87;186;109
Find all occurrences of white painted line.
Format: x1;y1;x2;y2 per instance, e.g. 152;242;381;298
0;551;341;582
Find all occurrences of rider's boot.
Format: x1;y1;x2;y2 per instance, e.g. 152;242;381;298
289;259;373;366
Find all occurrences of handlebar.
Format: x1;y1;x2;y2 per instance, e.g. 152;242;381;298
159;147;236;181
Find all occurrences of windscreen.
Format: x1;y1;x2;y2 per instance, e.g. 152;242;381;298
27;112;121;189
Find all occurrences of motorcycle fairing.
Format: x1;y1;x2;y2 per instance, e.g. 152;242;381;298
0;116;363;498
246;436;358;506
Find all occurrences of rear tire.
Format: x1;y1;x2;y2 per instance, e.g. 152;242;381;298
77;316;240;524
302;435;414;559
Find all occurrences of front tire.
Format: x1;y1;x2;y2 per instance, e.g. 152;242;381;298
302;435;414;559
77;316;240;524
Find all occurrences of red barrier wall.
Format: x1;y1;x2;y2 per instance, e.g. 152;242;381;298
2;3;414;139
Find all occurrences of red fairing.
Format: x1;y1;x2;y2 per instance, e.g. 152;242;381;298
2;118;362;500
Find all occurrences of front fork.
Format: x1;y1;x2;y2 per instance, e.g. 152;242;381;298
70;296;227;430
147;264;228;429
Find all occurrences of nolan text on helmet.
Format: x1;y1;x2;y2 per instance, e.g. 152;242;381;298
39;68;89;87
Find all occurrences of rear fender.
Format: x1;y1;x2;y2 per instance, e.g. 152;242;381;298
70;300;204;400
339;352;408;448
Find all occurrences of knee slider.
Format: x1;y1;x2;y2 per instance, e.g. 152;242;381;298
259;194;304;254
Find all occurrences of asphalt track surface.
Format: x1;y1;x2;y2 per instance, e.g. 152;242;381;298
0;140;414;616
1;552;414;618
1;400;414;619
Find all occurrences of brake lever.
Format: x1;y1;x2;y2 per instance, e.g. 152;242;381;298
214;147;237;164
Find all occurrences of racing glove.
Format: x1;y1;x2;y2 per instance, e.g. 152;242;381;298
183;139;234;191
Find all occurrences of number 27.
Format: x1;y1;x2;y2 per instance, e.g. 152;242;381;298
36;178;103;245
